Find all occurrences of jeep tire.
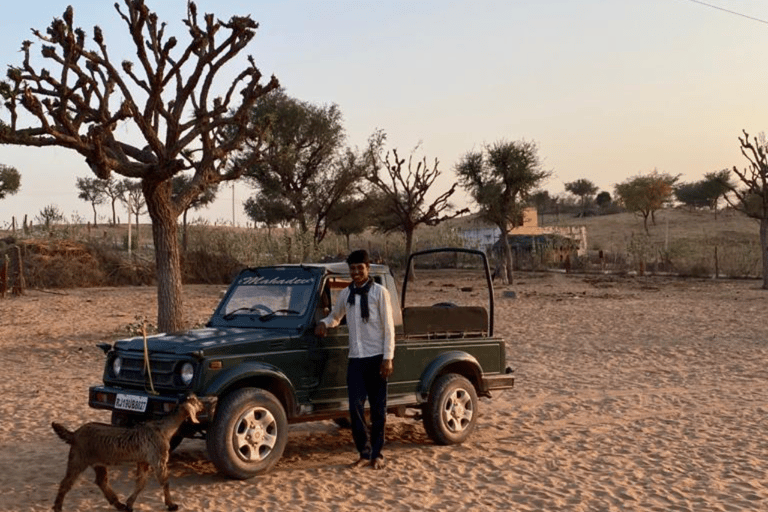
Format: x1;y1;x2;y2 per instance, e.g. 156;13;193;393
423;374;478;445
207;388;288;479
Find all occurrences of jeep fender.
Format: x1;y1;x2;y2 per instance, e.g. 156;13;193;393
203;362;298;418
417;351;486;402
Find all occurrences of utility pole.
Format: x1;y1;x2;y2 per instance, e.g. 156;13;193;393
127;194;132;258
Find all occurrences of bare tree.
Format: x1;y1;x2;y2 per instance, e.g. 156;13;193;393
369;137;468;268
0;2;278;331
723;131;768;288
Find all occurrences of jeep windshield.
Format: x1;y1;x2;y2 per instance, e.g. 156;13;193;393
211;266;320;326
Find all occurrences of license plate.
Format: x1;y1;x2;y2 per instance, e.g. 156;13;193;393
114;393;148;413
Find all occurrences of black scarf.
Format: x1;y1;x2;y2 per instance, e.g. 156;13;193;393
347;278;373;322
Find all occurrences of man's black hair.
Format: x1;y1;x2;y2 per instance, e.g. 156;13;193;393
346;249;370;265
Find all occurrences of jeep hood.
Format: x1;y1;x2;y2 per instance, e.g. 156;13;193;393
113;327;294;355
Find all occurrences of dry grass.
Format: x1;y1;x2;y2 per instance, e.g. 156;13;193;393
0;207;763;285
538;207;761;277
544;207;757;252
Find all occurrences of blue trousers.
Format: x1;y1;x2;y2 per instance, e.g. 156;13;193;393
347;355;387;460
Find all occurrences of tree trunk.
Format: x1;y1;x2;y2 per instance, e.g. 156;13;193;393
91;204;98;227
134;211;140;248
404;229;416;281
761;216;768;290
503;235;513;285
496;224;513;285
144;180;184;332
182;208;189;253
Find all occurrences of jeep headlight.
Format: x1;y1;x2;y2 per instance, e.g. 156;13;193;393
112;356;122;377
180;362;195;386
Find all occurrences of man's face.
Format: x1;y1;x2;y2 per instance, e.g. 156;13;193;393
348;262;370;287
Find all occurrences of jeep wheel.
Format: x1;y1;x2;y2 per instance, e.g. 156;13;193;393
423;374;478;445
207;388;288;479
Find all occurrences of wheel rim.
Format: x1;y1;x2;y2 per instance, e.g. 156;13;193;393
441;387;474;433
233;406;278;462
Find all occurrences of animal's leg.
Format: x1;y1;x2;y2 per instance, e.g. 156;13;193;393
124;462;151;512
155;462;178;511
52;458;87;512
93;465;127;511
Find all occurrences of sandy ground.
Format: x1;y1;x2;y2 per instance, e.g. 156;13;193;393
1;272;767;511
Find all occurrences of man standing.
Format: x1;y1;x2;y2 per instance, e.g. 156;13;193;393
315;249;395;469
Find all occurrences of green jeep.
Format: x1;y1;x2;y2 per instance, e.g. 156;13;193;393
89;248;514;479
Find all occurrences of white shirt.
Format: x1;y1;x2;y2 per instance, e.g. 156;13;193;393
320;281;395;360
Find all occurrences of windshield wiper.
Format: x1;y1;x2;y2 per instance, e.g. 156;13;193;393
259;309;300;321
223;307;259;320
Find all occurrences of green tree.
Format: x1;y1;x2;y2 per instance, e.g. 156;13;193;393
101;177;124;226
243;195;292;231
327;197;375;252
0;164;21;200
702;169;733;218
172;174;217;252
242;89;370;259
614;170;678;234
75;176;105;226
564;178;598;217
675;170;732;217
530;189;555;223
117;179;146;228
455;139;550;283
722;131;768;289
0;2;278;331
35;204;64;230
116;178;147;249
595;191;612;211
674;181;709;210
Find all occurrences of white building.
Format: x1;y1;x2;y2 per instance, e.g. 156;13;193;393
451;208;587;256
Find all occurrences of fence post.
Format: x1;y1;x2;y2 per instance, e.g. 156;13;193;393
12;245;25;296
714;246;719;279
1;253;7;298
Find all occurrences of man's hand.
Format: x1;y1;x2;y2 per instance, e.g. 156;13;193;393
314;322;327;337
380;359;394;379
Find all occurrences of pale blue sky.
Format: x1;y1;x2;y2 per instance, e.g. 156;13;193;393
1;0;767;226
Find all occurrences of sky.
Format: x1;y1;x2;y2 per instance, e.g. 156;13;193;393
1;0;767;227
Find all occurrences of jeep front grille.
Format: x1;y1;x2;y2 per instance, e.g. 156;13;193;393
111;356;180;389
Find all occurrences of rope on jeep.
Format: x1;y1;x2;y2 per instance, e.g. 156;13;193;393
141;318;158;395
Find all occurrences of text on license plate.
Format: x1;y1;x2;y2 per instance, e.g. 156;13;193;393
115;393;148;413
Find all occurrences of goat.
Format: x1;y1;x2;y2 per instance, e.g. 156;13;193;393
51;394;209;512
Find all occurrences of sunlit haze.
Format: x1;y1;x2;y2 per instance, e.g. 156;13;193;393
1;0;766;227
